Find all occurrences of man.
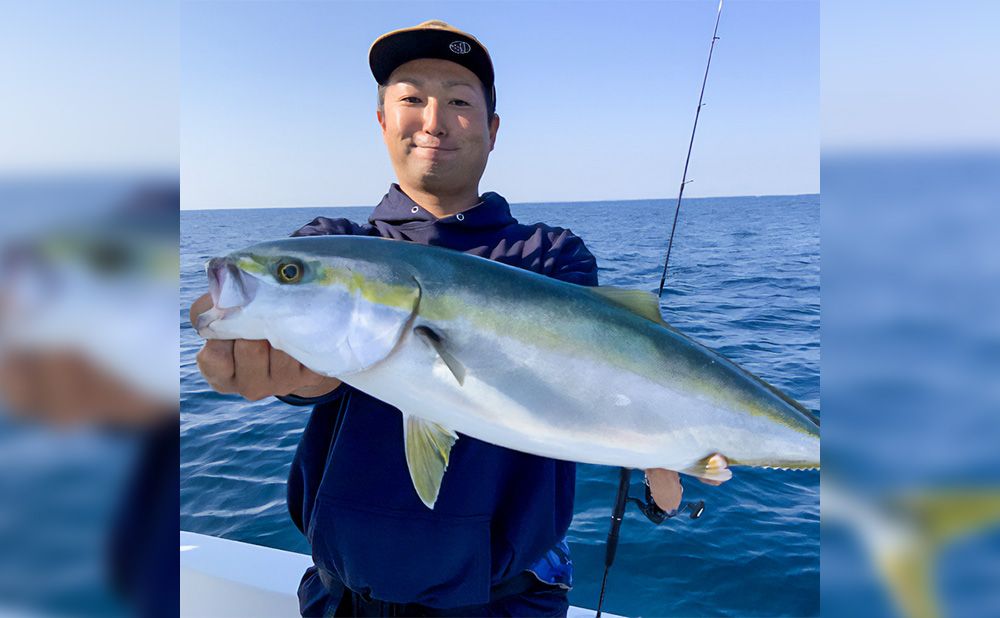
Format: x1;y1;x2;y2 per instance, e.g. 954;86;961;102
192;20;717;616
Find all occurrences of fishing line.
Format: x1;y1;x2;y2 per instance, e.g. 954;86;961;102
596;2;724;615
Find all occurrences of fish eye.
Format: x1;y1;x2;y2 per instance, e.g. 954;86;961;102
88;242;132;274
276;261;303;283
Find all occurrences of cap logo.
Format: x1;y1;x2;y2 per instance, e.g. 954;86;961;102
449;41;472;55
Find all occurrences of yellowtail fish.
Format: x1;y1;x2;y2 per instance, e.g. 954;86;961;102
196;236;819;508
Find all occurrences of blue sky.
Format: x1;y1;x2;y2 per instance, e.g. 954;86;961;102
1;1;177;175
181;0;819;209
822;0;1000;152
5;1;997;195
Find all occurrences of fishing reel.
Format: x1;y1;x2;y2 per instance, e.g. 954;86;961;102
596;468;707;617
627;476;705;524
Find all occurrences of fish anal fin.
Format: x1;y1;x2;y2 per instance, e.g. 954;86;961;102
590;286;666;325
403;414;459;509
878;548;938;618
414;325;466;386
682;453;733;483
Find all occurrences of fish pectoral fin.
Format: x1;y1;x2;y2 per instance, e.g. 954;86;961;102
682;453;733;483
590;286;668;325
413;325;466;386
403;414;459;509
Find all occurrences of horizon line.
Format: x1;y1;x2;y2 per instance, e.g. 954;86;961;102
181;191;820;212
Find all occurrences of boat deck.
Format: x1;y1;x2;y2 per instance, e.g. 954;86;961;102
180;531;621;617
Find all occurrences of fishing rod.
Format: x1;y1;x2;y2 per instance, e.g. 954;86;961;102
595;2;724;616
657;0;723;298
658;0;724;298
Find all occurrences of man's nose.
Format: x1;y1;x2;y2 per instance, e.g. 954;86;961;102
421;98;446;136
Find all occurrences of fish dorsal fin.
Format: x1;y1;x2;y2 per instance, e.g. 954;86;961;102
591;286;666;325
403;414;459;509
414;325;466;385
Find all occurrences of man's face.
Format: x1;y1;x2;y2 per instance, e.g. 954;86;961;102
378;58;500;197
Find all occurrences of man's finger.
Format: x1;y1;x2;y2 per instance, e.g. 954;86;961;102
269;347;301;393
0;352;38;414
196;339;236;390
40;353;89;424
646;468;683;512
233;339;272;400
189;292;213;326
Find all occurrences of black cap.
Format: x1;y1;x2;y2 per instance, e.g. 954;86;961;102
369;20;495;110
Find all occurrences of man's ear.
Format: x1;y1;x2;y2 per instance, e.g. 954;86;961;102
377;109;387;134
488;113;500;151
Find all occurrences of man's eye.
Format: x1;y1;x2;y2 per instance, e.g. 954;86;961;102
401;96;422;103
451;99;471;107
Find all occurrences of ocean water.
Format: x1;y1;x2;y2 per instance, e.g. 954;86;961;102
180;194;820;617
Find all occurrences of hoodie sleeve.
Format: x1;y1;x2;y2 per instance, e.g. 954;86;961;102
290;216;376;237
545;228;599;287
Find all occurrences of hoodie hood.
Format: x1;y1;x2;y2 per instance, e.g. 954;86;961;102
369;184;517;229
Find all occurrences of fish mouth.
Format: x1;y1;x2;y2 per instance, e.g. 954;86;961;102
196;257;258;337
194;305;240;337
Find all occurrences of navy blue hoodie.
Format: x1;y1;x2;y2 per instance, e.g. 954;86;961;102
284;185;598;612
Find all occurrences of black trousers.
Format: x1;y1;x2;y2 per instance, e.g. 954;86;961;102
300;567;569;617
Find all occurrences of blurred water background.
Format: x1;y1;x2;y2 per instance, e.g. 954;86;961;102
181;193;820;617
0;176;180;618
821;152;1000;618
819;2;1000;616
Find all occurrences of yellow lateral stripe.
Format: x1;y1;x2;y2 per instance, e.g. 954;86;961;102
315;266;419;310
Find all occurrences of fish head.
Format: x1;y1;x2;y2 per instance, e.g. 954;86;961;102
195;238;421;377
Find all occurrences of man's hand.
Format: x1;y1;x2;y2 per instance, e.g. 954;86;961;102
1;284;172;426
0;349;172;426
645;457;729;512
190;293;341;401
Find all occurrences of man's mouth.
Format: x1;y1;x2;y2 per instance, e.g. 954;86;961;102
413;146;459;160
412;142;458;152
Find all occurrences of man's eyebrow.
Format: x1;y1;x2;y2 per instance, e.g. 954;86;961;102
391;77;475;90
